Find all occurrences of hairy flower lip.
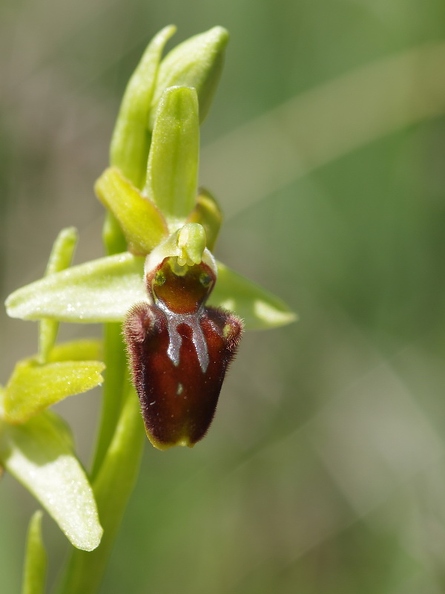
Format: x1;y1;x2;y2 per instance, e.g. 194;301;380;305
124;297;243;450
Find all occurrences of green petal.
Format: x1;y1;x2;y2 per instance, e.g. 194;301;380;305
110;25;176;189
21;511;47;594
4;359;105;423
5;252;146;323
145;86;199;224
149;26;229;128
209;262;298;330
0;411;103;551
186;188;222;251
95;167;168;254
39;227;78;363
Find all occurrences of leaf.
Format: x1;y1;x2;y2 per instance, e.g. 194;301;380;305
4;359;105;423
209;262;297;330
5;252;146;323
0;411;103;551
95;167;168;255
21;511;47;594
145;86;199;223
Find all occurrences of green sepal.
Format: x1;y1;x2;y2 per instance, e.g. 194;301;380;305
209;262;297;329
186;188;222;250
0;410;103;551
149;26;229;129
145;86;199;224
21;511;47;594
110;25;176;189
5;251;295;330
3;358;105;424
5;252;146;323
39;227;78;364
95;167;168;255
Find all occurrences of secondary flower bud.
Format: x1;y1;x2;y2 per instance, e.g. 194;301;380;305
149;26;229;129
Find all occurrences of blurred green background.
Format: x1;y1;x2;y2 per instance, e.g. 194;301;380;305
2;0;445;592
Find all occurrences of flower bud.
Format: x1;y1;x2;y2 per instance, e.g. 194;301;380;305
110;25;176;189
145;86;199;225
149;26;229;130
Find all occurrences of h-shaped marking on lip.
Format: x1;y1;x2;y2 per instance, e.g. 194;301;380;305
157;301;210;374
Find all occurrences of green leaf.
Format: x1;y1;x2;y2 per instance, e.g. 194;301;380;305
39;227;78;363
5;252;146;323
95;167;168;255
209;262;297;330
149;26;229;128
186;188;222;251
21;511;47;594
145;86;199;224
0;411;103;551
4;359;105;423
110;25;176;189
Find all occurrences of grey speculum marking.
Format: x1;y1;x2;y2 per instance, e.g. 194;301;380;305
158;302;210;373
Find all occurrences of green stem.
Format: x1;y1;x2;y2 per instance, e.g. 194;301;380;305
55;214;145;593
55;378;145;594
90;322;127;480
90;211;129;480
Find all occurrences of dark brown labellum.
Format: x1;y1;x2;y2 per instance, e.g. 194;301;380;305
124;257;243;449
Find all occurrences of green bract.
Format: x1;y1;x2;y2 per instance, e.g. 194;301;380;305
0;399;103;551
4;358;105;424
22;511;47;594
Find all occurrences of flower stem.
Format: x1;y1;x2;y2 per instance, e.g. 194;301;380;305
54;377;145;594
90;322;127;480
55;215;146;593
